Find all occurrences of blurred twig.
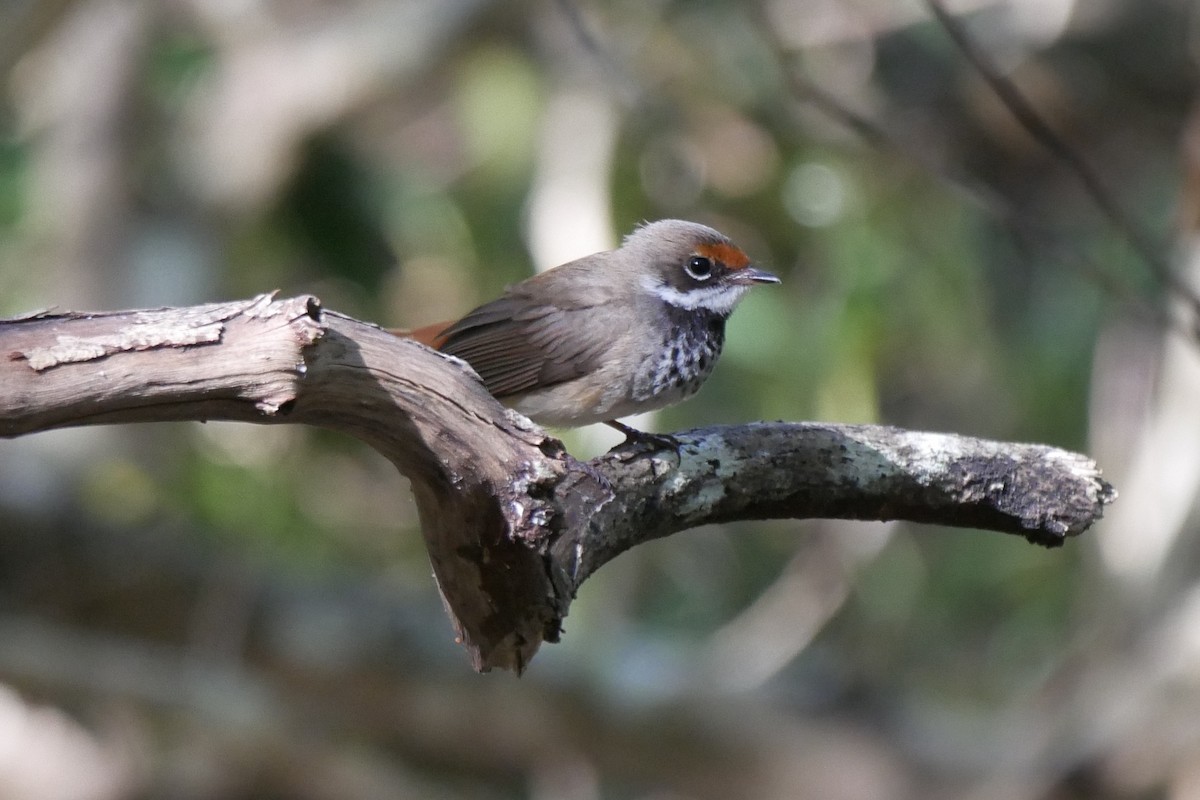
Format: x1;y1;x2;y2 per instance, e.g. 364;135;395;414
775;42;1177;335
925;0;1198;317
551;0;641;105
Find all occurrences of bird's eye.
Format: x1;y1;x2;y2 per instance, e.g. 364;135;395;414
685;256;714;281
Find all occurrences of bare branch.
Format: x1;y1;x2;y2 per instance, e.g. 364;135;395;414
0;295;1116;671
562;423;1113;591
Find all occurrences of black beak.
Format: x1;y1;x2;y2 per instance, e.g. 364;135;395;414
732;266;781;285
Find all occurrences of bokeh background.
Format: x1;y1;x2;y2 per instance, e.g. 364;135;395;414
1;0;1197;797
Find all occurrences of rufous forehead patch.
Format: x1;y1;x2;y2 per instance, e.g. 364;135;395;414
695;241;751;270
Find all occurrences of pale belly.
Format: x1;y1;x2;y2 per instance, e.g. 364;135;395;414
506;330;722;427
506;375;706;427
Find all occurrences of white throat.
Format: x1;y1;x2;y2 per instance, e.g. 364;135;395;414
641;275;750;316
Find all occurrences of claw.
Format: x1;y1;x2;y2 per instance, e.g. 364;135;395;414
603;420;679;451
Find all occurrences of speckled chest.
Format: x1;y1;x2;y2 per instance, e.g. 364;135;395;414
632;308;726;403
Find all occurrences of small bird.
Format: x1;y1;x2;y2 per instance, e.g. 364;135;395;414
400;219;779;435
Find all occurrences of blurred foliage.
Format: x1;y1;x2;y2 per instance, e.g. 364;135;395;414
0;0;1197;798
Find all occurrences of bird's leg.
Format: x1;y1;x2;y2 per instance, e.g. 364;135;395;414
604;420;679;452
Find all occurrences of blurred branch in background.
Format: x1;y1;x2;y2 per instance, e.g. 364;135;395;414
762;2;1180;337
923;0;1196;321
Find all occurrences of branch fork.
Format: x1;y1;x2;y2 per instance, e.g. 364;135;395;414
1;294;1116;671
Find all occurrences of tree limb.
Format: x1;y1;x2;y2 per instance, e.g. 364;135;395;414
0;294;1116;671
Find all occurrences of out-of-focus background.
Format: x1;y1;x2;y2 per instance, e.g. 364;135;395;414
0;0;1196;797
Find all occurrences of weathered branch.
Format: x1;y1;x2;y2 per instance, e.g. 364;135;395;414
0;294;1116;671
558;423;1111;589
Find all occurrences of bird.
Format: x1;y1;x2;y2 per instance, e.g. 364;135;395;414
398;219;779;438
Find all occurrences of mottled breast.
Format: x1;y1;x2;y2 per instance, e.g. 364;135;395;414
632;308;726;405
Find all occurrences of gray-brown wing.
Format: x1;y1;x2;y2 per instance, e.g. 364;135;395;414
437;296;610;398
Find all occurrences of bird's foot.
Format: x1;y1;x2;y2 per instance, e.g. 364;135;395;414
603;420;679;452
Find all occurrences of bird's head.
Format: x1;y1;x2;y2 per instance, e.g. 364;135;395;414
622;220;780;316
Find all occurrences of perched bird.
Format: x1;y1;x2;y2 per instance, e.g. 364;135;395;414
401;219;779;435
